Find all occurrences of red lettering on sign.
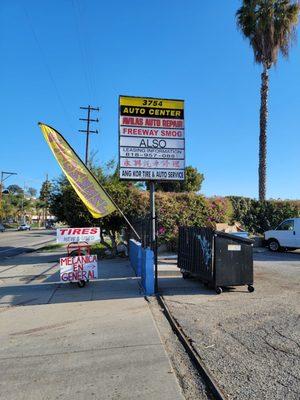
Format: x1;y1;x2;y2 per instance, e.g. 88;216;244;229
59;227;98;236
88;270;95;279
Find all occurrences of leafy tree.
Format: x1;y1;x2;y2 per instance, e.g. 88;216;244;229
49;161;231;254
236;0;300;200
40;179;52;224
40;180;52;203
148;166;204;192
27;187;37;198
7;184;23;195
1;195;15;221
49;164;148;255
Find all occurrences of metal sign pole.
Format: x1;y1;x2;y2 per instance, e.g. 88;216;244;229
150;181;158;293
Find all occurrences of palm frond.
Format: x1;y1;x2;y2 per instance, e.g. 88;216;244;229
236;0;300;68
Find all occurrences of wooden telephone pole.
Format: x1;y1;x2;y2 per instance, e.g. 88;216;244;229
79;106;99;165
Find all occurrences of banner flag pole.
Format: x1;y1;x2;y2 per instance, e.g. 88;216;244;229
38;122;140;240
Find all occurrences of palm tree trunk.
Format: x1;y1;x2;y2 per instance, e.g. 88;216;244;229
259;67;269;201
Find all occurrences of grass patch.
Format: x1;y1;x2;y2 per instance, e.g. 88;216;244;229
39;243;65;252
39;242;113;257
90;243;108;258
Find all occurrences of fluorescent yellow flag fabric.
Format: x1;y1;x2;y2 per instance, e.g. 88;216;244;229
39;123;116;218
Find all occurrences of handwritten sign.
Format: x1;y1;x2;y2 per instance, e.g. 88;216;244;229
60;255;98;282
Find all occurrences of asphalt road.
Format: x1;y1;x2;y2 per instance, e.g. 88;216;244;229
0;229;55;259
158;250;300;400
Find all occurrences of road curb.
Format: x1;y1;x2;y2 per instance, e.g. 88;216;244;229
253;247;268;253
156;294;227;400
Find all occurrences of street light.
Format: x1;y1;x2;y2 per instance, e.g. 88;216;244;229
0;171;18;222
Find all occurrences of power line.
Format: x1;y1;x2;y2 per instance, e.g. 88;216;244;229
22;4;74;132
77;0;98;103
72;0;97;103
79;105;99;165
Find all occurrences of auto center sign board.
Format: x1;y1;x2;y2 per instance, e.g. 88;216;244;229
56;227;100;244
119;96;185;181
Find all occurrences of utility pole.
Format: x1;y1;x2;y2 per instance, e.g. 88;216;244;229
149;181;158;293
79;106;99;165
44;173;49;226
0;171;17;222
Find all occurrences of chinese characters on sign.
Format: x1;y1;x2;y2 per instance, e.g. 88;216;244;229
119;96;185;181
56;227;100;244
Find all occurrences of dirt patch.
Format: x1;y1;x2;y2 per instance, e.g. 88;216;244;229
160;254;300;399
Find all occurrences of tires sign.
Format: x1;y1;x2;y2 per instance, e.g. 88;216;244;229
119;96;185;181
56;227;100;243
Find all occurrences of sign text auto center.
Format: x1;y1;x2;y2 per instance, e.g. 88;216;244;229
119;96;185;181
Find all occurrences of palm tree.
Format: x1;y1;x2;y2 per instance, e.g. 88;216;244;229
236;0;300;200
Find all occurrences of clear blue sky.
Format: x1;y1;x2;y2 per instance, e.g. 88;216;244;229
1;0;299;199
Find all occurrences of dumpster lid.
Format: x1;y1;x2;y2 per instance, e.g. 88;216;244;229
214;230;254;245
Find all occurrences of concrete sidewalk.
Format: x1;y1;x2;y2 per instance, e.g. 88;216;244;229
0;251;183;400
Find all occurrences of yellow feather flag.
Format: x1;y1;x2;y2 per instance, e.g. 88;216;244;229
39;123;116;218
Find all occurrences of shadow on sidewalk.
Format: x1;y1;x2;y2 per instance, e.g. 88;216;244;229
157;257;217;297
0;253;62;268
0;259;143;308
157;257;253;296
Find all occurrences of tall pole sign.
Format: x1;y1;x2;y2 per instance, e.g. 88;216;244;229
119;95;185;293
119;96;185;181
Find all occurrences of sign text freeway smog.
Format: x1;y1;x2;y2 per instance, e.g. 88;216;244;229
119;96;185;181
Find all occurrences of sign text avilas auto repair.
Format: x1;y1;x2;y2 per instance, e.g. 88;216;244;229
119;96;185;181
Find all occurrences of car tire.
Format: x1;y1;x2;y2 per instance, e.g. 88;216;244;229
268;239;280;252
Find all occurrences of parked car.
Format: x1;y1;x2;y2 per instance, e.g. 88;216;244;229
45;222;55;229
18;223;31;231
264;218;300;252
0;223;5;232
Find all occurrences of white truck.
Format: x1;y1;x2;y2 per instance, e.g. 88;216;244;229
264;218;300;252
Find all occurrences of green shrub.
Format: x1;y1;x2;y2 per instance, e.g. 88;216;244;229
156;193;231;250
228;196;300;234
